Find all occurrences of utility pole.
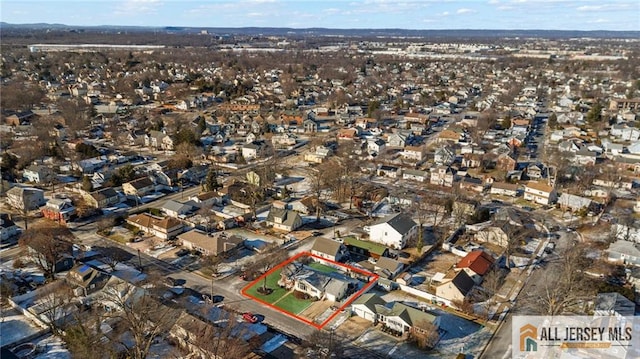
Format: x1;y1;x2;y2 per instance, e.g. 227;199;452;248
137;249;143;272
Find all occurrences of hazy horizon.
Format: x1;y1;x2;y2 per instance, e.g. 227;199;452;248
1;1;639;32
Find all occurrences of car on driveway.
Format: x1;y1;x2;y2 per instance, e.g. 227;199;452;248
243;312;259;323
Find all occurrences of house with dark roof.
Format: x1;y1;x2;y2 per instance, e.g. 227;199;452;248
22;164;54;184
594;292;636;317
278;262;353;302
41;198;76;223
310;237;348;263
0;214;20;241
126;213;184;240
456;250;495;285
351;293;387;322
435;270;475;303
343;237;390;260
66;264;109;296
84;187;120;208
265;208;302;232
369;212;418;249
122;177;155;198
375;302;440;334
352;294;441;334
177;230;244;257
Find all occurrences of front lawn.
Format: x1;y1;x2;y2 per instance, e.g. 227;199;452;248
275;292;314;314
244;268;288;304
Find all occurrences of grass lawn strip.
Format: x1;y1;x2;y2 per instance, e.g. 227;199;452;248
244;269;287;304
308;262;338;274
274;292;314;315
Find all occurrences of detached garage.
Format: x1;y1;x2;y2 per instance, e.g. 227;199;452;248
351;293;386;322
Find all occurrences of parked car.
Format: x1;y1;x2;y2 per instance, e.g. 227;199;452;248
243;312;258;323
176;248;190;257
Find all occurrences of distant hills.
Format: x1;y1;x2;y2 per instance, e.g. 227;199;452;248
1;22;639;39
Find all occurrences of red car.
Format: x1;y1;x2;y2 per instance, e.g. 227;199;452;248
242;312;259;323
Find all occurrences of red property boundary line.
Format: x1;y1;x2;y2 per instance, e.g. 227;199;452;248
241;251;380;330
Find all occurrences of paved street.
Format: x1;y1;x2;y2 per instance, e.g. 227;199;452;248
480;216;579;359
71;220;319;339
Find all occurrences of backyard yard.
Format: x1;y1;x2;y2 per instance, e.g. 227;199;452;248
308;262;338;274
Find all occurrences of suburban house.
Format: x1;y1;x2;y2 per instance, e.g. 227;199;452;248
265;208;303;232
490;182;519;197
351;294;440;335
0;214;20;241
6;186;46;211
434;146;456;165
66;264;110;296
459;176;485;193
241;142;261;160
430;166;455;187
573;148;597;166
558;193;593;213
22;164;54;183
84;187;121;209
145;130;174;150
607;240;640;266
455;250;495;285
367;139;386;154
344;237;390;260
523;181;557;205
401;145;426;162
303;145;332;164
162;199;196;218
435;270;475;303
278;261;354;302
289;196;322;215
311;237;348;263
26;238;74;274
41;198;76;223
614;221;640;243
126;213;184;240
374;256;405;279
375;302;440;335
122;177;155;198
594;292;636;317
368;213;418;250
402;169;428;182
351;293;387;322
177;230;244;257
377;165;400;179
386;133;407;148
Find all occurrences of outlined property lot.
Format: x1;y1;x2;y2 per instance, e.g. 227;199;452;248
242;252;379;329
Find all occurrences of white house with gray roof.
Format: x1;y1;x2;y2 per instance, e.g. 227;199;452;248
369;212;418;250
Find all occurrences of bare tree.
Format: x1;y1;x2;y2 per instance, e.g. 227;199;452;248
101;248;132;272
521;244;593;315
35;281;75;333
100;283;182;359
62;307;116;359
18;222;74;280
173;309;258;359
302;329;345;359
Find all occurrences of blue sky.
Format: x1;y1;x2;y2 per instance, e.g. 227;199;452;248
1;0;639;31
